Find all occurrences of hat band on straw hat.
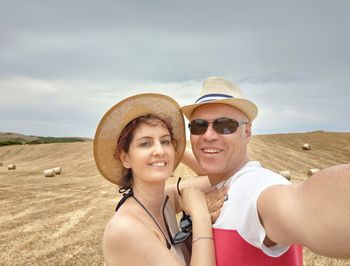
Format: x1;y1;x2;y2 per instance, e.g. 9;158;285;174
181;77;258;122
195;93;234;104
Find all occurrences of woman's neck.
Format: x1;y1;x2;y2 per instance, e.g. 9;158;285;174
132;181;166;215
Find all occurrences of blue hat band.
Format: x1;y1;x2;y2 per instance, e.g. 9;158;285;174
195;93;234;104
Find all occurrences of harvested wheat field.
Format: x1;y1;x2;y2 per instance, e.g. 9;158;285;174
0;131;350;265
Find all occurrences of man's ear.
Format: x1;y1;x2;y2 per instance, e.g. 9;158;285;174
119;151;131;169
245;122;252;142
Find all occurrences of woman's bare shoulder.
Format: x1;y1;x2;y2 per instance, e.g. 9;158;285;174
103;212;150;264
104;211;146;241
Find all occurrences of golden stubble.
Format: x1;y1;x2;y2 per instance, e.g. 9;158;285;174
0;132;350;265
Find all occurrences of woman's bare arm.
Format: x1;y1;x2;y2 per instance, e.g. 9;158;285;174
180;187;216;266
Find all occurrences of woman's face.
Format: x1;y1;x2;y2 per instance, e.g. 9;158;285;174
120;121;175;185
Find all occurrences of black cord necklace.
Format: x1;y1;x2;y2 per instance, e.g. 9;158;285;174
132;193;172;249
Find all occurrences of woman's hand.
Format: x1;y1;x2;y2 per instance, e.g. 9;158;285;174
179;187;209;217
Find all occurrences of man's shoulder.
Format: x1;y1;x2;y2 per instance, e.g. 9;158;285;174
234;161;290;184
238;161;273;176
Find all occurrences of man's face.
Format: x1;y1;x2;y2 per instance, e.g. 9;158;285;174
190;103;251;185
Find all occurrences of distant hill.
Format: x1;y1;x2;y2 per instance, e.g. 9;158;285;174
0;132;92;146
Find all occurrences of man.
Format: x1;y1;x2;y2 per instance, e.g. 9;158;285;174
180;77;350;265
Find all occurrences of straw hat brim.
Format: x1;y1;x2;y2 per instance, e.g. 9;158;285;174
94;93;186;185
181;98;258;122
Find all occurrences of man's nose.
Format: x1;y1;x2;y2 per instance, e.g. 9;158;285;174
202;123;219;141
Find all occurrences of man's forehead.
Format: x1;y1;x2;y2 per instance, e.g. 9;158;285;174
191;103;246;118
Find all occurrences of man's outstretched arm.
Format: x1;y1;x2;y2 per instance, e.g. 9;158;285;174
258;164;350;258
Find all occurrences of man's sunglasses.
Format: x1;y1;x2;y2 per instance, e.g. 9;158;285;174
189;117;248;135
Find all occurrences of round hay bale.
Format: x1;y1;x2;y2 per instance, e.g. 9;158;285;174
53;167;62;174
8;164;16;170
278;170;291;180
100;191;108;197
44;169;55;177
307;168;320;177
302;143;311;150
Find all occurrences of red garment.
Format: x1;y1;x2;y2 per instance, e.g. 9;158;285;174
213;228;303;266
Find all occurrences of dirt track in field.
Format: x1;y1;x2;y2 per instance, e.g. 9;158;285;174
0;131;349;265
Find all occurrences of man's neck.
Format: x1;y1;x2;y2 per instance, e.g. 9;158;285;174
208;157;250;186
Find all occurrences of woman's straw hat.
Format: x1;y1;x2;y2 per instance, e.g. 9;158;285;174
94;93;186;185
181;77;258;122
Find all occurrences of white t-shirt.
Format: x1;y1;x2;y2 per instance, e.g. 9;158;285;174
213;161;291;257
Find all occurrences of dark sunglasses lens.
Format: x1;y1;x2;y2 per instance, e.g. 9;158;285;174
179;216;192;230
213;118;239;134
173;230;191;243
189;119;208;135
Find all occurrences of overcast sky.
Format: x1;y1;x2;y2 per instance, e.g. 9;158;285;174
1;0;349;138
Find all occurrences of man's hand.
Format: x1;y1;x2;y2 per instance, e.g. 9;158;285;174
206;186;229;223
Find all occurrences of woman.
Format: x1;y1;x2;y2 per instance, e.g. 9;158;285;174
94;93;215;266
